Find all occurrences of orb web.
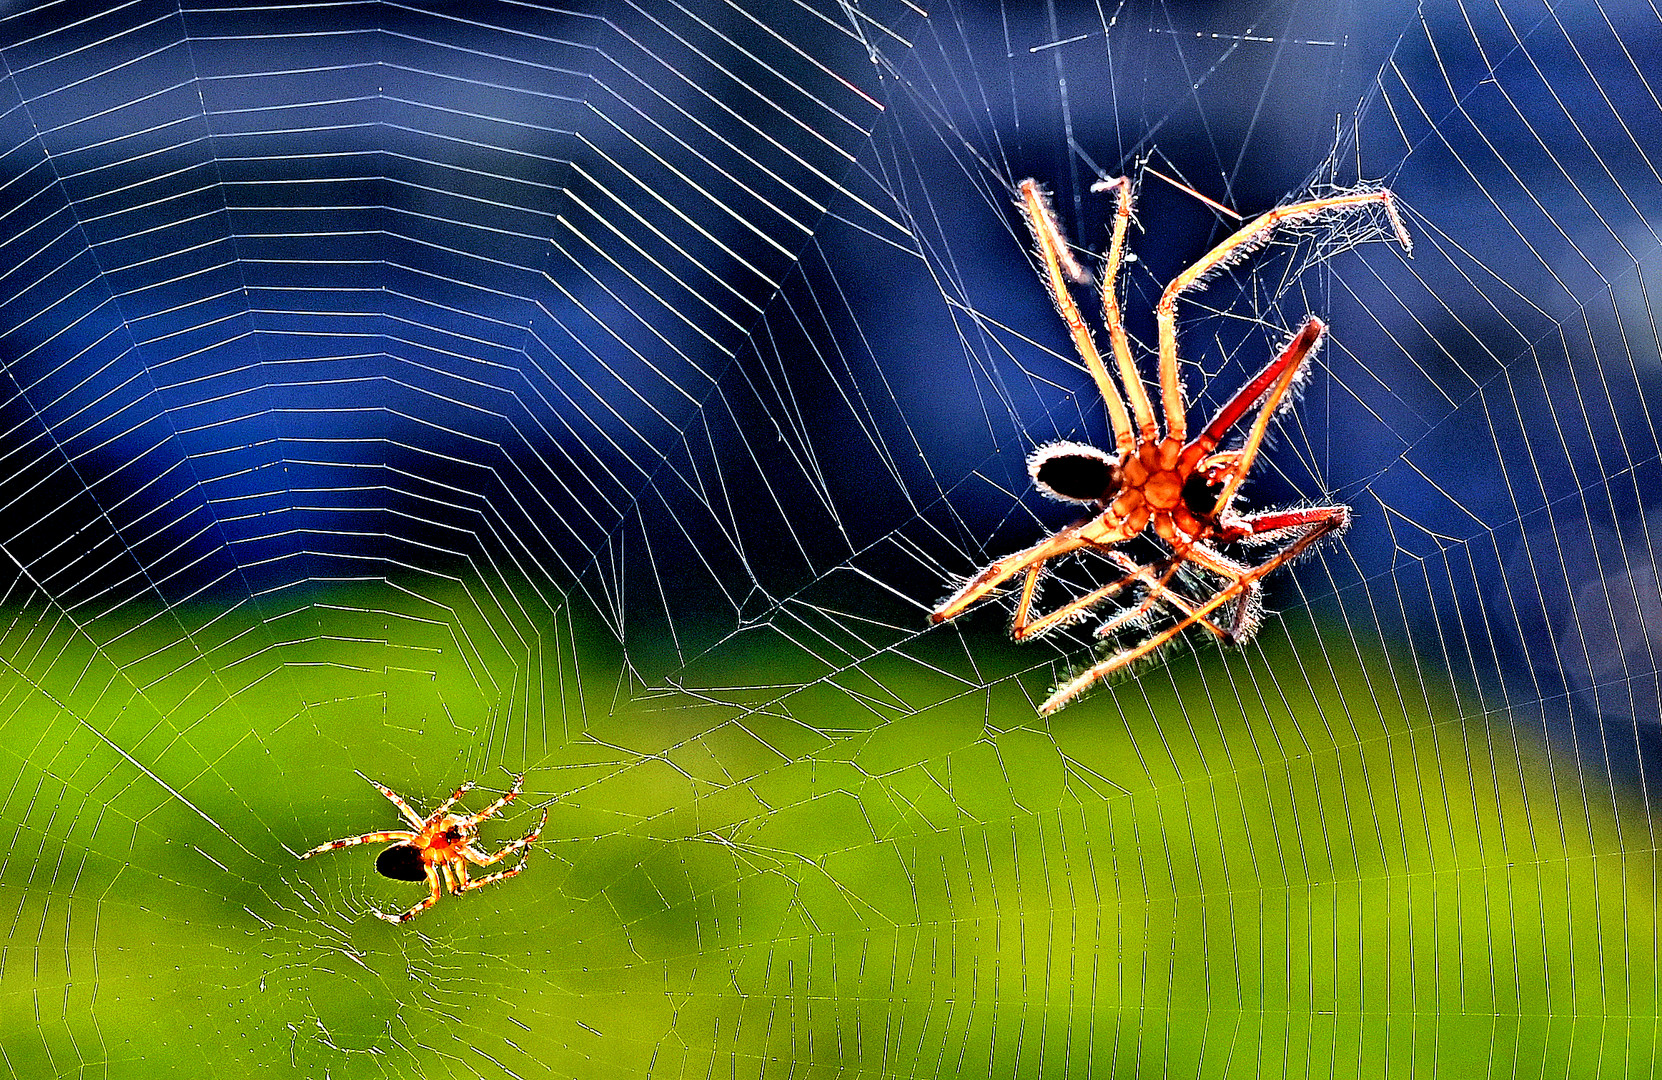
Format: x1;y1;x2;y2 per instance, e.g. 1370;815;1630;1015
2;0;1660;1077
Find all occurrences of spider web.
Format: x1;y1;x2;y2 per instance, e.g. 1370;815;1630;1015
3;0;1659;1076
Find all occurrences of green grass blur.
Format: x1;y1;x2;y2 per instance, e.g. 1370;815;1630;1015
0;581;1652;1077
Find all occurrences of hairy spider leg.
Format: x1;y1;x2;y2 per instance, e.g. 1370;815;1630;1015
361;774;429;829
1087;177;1161;440
931;510;1140;624
299;829;416;858
1012;549;1231;642
1202;318;1325;519
1158;538;1272;641
1155;188;1409;444
1093;553;1238;639
1039;501;1347;714
1019;180;1137;454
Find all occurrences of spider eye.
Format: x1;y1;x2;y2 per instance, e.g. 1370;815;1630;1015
375;843;428;882
1029;442;1121;504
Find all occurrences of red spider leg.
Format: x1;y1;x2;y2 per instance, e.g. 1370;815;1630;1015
1039;503;1347;715
379;867;443;923
1019;180;1137;454
1187;318;1322;460
361;774;428;829
1091;177;1160;441
299;829;415;858
1156;188;1407;444
1221;504;1351;545
463;773;524;825
932;512;1137;624
1205;318;1325;518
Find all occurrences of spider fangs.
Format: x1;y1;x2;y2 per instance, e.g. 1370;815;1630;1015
300;773;547;923
931;176;1411;714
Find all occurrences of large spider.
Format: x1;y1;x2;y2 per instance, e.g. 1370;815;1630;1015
932;175;1411;714
300;773;547;923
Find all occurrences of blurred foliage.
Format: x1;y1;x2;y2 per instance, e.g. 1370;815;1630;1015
0;582;1653;1078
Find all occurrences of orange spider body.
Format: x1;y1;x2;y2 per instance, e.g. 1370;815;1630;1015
301;774;547;923
932;177;1408;713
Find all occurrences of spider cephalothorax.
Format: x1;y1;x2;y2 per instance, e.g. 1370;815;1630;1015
300;773;547;923
932;176;1410;713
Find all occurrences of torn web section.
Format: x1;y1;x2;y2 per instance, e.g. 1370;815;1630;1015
608;192;941;704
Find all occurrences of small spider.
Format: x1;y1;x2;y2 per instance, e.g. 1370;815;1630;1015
932;175;1411;714
300;773;547;923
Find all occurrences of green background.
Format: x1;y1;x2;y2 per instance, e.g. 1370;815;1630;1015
2;583;1645;1077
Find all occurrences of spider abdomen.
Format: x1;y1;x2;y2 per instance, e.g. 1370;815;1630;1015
1029;441;1121;504
376;843;428;882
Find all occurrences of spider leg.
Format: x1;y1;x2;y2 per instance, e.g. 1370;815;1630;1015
375;863;443;923
461;773;524;826
1005;537;1236;645
1015;550;1160;640
299;830;415;858
1038;508;1347;715
933;514;1134;625
1197;317;1326;519
1090;176;1160;441
1155;187;1409;445
425;781;477;823
1088;552;1238;642
359;774;428;829
1009;560;1045;637
462;809;548;867
1165;540;1268;643
1019;179;1137;454
1190;318;1322;460
453;859;530;894
934;535;1066;624
1221;504;1352;547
